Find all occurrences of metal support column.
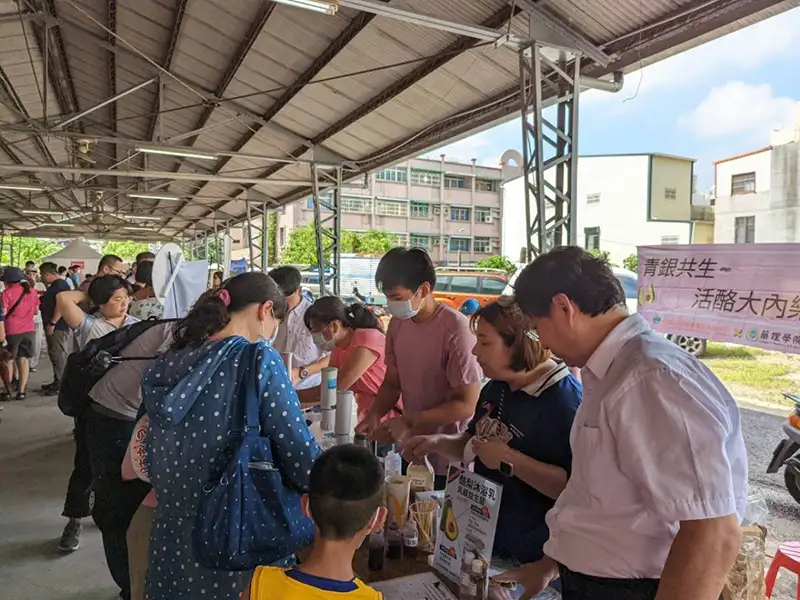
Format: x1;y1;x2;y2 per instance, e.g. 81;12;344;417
245;201;269;272
311;163;342;297
519;42;581;259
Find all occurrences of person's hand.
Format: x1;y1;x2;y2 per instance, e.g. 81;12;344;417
44;324;54;336
402;435;440;463
355;411;381;439
471;436;511;471
290;367;300;384
492;558;558;600
383;415;412;444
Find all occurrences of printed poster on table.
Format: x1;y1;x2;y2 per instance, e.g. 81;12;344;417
434;464;503;585
637;243;800;353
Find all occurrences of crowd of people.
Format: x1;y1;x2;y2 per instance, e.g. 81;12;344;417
5;244;748;600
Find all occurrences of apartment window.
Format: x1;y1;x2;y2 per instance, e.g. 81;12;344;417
586;193;601;205
305;196;332;211
444;175;468;189
661;235;680;245
410;201;430;218
474;237;491;253
664;188;677;201
375;199;408;217
450;206;471;222
734;216;755;244
410;234;429;248
449;237;471;252
279;227;286;248
474;207;492;223
475;178;499;193
410;168;441;186
341;196;372;214
731;172;756;195
376;166;407;183
392;232;409;246
584;227;600;251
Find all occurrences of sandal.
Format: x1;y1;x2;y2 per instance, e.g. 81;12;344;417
14;392;26;401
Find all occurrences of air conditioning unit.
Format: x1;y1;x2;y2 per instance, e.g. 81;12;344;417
433;207;441;215
432;237;441;244
484;216;493;223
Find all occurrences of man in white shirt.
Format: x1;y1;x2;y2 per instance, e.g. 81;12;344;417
499;246;747;600
268;266;329;390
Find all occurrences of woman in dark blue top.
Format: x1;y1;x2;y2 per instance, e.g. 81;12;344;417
404;297;581;565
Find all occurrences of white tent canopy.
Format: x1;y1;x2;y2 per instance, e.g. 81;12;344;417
42;239;102;275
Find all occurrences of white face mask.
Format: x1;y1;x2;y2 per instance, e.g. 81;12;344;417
259;309;280;345
312;331;335;352
386;290;421;320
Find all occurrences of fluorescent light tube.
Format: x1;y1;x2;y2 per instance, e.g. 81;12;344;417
22;209;62;216
135;147;218;161
45;222;75;227
0;184;44;192
122;214;162;222
127;193;181;201
273;0;338;14
124;226;148;231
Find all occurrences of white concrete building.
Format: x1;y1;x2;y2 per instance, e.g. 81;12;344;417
713;110;800;244
502;153;712;266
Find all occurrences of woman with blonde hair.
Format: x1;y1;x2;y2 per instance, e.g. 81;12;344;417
404;297;581;571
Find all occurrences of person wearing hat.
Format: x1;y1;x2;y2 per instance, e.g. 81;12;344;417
0;267;40;400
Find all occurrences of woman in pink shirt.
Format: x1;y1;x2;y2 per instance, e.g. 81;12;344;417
298;296;401;422
1;267;40;400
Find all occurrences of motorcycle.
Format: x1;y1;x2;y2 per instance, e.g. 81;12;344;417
766;391;800;503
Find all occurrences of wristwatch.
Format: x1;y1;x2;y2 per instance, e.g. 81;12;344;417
499;459;514;477
299;367;310;380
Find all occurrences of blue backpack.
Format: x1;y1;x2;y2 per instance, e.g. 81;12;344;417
192;344;315;570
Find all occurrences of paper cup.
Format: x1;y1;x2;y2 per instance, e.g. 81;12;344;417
385;475;411;528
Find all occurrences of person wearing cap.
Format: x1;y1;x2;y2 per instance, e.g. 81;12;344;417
0;267;40;400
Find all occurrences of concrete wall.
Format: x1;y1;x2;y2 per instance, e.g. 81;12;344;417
649;155;693;222
502;154;694;266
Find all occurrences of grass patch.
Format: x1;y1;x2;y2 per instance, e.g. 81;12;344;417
701;343;796;407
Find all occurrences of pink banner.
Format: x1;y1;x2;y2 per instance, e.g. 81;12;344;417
637;243;800;354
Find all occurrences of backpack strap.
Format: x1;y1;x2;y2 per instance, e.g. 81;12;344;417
5;288;28;319
244;343;263;438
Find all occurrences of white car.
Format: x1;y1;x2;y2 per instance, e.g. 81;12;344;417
504;265;707;357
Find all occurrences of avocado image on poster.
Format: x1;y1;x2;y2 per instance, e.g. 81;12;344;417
637;286;644;305
644;283;655;304
441;498;459;542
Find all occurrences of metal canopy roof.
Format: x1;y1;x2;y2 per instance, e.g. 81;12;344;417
0;0;796;241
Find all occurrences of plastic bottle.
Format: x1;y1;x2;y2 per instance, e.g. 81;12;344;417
402;516;419;558
386;523;403;560
367;530;385;571
384;450;402;478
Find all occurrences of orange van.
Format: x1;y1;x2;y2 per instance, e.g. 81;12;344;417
433;267;509;310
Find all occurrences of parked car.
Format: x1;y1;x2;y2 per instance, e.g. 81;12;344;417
502;265;707;358
433;267;509;311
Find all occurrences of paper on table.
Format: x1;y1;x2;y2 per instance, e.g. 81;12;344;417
371;572;457;600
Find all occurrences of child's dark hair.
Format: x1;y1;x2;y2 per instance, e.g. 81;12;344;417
135;260;154;287
375;247;436;292
213;270;224;283
268;266;302;297
309;445;384;540
172;272;286;350
88;274;130;306
304;296;383;333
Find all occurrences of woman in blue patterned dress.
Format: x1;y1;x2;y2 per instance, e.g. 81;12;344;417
141;272;321;600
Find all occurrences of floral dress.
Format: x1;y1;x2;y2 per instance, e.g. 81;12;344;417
141;336;320;600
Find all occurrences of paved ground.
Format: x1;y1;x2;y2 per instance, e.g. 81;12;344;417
1;367;799;599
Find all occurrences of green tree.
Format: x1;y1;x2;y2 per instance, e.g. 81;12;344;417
102;240;152;261
279;225;396;265
476;255;517;274
268;212;278;266
622;253;638;273
0;236;61;266
588;248;616;266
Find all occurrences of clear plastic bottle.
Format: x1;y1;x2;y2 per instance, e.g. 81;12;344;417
386;523;403;560
402;516;418;558
367;530;385;571
384;450;402;478
459;551;477;600
471;559;486;600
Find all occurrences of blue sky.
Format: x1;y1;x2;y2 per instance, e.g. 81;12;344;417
427;7;800;191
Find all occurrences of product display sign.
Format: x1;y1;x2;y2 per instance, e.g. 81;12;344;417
433;464;503;585
638;243;800;353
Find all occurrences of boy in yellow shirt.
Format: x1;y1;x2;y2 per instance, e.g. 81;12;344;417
246;445;387;600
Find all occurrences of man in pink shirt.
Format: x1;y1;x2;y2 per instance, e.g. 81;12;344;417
356;248;482;482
